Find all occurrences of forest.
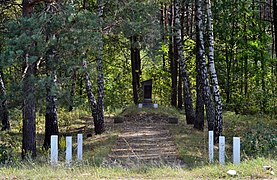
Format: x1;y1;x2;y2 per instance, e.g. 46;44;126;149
0;0;276;178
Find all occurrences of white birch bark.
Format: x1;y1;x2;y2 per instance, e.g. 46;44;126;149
175;0;195;124
195;0;215;131
0;72;9;130
82;59;98;131
206;0;223;142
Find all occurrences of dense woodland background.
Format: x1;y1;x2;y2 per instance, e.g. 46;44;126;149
0;0;276;159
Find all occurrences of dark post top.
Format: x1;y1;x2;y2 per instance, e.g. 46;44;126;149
142;79;152;103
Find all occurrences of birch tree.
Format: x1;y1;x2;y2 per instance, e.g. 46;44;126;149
175;0;195;124
195;0;215;131
0;72;9;130
194;54;204;130
206;0;222;142
83;59;98;130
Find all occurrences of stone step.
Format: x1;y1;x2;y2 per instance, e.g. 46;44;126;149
106;123;185;167
111;147;177;153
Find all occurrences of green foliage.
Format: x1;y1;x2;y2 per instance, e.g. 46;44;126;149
1;3;101;112
242;123;277;158
213;0;276;116
0;142;13;164
59;136;66;153
0;132;19;165
59;107;90;127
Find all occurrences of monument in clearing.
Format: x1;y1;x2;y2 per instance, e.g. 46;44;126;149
138;79;158;108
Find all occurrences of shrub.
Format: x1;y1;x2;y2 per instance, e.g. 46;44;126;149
242;123;277;158
0;141;16;165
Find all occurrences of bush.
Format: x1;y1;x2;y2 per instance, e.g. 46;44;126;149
242;123;277;158
0;141;15;165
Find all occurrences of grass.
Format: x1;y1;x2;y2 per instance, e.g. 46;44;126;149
118;104;183;119
0;158;276;179
0;105;276;179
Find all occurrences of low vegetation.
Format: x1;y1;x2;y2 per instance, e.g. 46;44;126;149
0;106;276;179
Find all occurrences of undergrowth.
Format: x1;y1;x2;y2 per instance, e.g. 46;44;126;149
0;106;276;179
117;104;183;120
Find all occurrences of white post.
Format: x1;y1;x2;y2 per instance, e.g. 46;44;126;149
138;103;143;108
66;136;72;164
208;131;214;163
219;136;225;165
153;104;158;108
77;134;83;161
50;135;58;165
233;137;240;164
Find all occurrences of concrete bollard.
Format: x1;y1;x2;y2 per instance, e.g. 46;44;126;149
233;137;240;164
77;134;83;161
219;136;225;165
50;135;58;165
208;131;214;163
66;136;72;164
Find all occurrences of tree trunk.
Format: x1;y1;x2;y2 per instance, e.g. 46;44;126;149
175;0;195;124
172;2;178;107
168;2;177;107
43;72;58;150
43;48;59;150
69;70;77;111
96;0;105;134
195;0;215;131
0;71;9;131
22;56;37;158
206;0;223;142
130;35;141;104
194;57;204;130
225;47;231;104
161;2;166;69
177;65;183;110
273;0;277;56
190;4;195;38
22;0;37;159
185;2;190;36
261;51;266;113
171;36;178;107
82;59;99;134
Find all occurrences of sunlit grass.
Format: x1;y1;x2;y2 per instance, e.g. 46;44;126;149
1;158;276;179
1;107;276;179
117;104;183;119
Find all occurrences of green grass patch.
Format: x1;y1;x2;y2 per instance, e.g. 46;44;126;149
0;158;276;179
117;104;183;119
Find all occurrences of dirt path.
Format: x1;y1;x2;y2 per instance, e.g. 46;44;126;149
105;114;185;167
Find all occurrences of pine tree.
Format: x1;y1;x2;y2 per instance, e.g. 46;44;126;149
21;0;37;158
96;0;105;134
43;1;59;150
130;35;141;105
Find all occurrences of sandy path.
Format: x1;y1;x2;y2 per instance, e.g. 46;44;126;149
106;119;185;167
